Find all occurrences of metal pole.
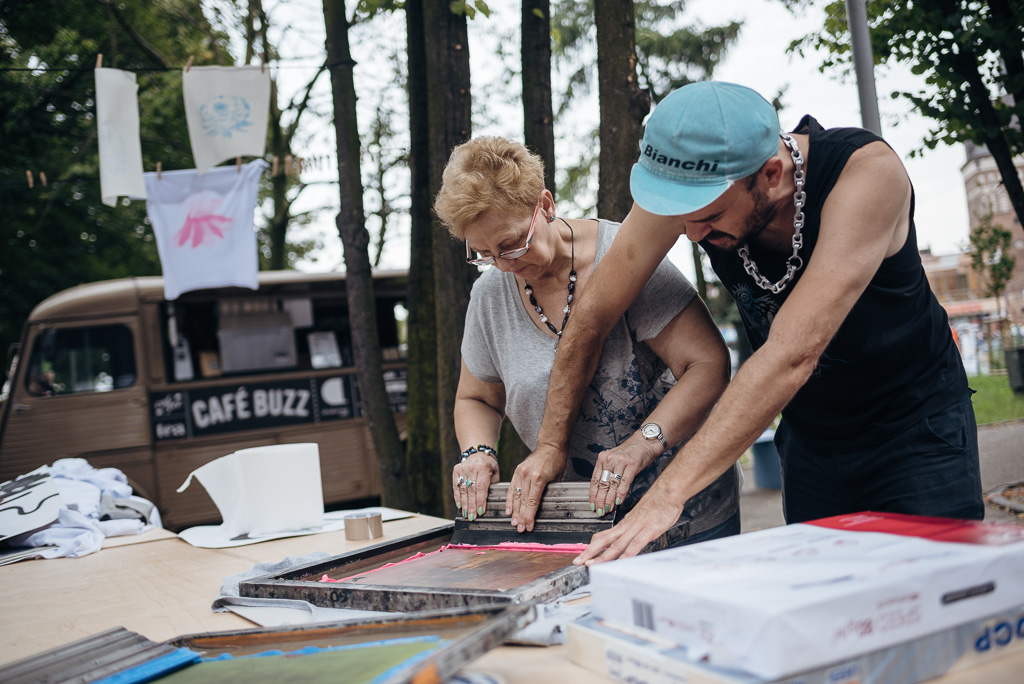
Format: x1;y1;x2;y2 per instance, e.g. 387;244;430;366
845;0;882;135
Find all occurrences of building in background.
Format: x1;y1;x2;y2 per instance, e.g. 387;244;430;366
922;140;1024;375
961;140;1024;328
921;248;997;375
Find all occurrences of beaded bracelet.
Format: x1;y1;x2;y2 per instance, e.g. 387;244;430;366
460;444;498;463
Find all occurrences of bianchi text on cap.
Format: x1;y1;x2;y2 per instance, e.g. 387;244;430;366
644;145;719;172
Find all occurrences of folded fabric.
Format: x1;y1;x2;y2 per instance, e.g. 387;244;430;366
505;585;592;646
4;458;161;560
100;493;156;524
12;508;105;559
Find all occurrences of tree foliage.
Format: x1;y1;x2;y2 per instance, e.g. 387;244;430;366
0;0;226;355
777;0;1024;231
968;212;1016;303
549;0;741;287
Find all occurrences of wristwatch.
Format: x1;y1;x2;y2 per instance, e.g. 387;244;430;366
641;422;667;450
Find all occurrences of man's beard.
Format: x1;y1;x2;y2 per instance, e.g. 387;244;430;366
704;188;779;252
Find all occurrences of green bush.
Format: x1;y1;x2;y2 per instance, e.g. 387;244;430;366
969;375;1024;425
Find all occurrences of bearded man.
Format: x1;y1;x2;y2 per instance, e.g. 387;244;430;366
504;81;982;563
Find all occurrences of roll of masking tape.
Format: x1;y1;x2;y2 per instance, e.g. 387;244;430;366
344;512;384;541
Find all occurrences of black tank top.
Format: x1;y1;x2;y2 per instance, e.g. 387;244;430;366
704;115;967;451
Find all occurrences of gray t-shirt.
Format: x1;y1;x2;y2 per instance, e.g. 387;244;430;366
461;219;738;535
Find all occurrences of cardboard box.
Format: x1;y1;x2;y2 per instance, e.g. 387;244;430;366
568;605;1024;684
589;513;1024;680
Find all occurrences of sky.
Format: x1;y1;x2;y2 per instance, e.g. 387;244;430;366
283;1;975;283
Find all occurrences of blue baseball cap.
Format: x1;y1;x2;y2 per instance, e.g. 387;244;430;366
630;81;781;216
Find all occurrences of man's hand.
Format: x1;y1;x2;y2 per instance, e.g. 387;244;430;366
573;483;683;565
590;439;661;516
506;445;568;533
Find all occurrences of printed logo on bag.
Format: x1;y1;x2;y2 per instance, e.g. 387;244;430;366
974;613;1024;652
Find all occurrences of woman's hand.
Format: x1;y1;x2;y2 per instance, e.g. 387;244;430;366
452;451;500;521
590;438;662;516
506;445;568;533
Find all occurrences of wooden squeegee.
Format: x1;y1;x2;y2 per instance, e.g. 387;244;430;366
449;482;615;546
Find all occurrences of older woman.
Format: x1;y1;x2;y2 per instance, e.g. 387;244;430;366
433;136;739;544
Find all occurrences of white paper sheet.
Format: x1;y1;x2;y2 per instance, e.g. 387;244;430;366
182;65;270;174
177;442;323;539
95;67;147;206
177;507;414;548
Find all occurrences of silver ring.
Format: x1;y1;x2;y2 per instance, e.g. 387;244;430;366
514;487;522;494
600;469;612;483
465;479;475;488
612;473;623;481
456;475;465;487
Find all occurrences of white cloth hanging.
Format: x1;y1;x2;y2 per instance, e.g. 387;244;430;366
183;66;271;174
143;160;267;300
95;68;147;206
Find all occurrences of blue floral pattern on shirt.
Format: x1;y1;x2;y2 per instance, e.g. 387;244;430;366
562;319;737;534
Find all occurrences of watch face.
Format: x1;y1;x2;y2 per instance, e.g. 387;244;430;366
642;423;660;438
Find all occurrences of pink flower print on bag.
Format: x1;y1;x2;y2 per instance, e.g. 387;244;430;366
175;190;233;248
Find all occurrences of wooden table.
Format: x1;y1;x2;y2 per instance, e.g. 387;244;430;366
1;513;1022;683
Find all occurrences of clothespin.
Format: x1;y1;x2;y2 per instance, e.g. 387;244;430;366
39;172;47;187
96;53;103;69
25;170;33;189
272;155;279;177
285;154;293;176
156;162;163;180
259;52;266;74
236;156;242;173
184;55;194;72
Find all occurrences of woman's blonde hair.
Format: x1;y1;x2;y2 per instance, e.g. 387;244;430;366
433;137;545;240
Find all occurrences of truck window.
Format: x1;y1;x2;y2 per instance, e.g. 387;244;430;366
162;291;408;382
25;325;136;396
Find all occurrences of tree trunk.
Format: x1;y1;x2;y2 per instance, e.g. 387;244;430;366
404;0;443;516
423;0;475;518
594;0;650;222
267;76;290;270
522;0;556;194
322;0;408;506
497;417;530;480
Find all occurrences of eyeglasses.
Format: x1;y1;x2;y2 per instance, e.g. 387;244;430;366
465;201;541;266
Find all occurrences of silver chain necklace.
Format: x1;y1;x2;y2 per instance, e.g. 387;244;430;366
737;133;806;294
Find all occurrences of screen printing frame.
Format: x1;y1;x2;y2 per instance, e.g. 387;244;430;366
0;605;534;684
240;519;690;612
168;604;535;684
239;524;588;611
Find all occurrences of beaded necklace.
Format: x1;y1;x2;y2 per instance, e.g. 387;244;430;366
523;217;576;341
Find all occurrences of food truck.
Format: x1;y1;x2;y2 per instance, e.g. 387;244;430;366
0;271;409;529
